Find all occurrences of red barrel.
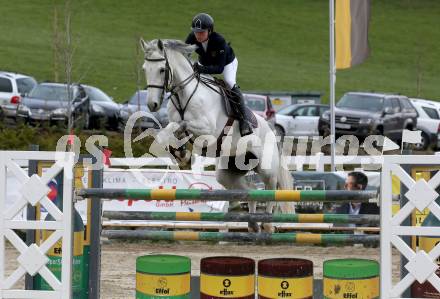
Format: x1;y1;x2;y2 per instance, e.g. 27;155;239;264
258;258;313;299
200;256;255;299
411;269;440;298
411;215;440;298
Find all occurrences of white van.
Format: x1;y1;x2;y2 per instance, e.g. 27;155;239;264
410;98;440;150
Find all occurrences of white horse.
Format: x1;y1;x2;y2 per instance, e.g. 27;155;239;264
140;38;294;232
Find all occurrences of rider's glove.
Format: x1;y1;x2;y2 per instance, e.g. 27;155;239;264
193;62;207;73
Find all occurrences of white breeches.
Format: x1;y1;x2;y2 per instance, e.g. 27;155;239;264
223;58;238;88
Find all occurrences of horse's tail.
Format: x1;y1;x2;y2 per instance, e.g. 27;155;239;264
277;150;296;214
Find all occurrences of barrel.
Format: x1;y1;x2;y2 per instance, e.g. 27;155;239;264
136;254;191;299
323;259;379;299
200;256;255;299
412;268;440;298
258;258;313;299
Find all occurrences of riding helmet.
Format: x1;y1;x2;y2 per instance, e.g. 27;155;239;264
191;13;214;33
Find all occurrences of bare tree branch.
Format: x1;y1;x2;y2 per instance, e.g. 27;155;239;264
52;4;61;82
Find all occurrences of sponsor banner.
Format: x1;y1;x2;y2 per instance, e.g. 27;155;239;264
6;168;227;222
268;95;292;111
100;169;227;214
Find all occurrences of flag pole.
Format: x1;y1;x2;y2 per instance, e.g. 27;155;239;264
329;0;336;171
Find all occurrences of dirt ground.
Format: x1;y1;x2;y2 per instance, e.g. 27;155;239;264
4;241;401;299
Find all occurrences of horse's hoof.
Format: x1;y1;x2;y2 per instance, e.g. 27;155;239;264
176;150;191;167
261;223;275;233
248;221;260;233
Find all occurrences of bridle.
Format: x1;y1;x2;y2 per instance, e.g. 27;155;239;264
144;48;199;120
145;50;172;105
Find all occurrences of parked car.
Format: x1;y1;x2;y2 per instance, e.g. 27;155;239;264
410;98;440;150
243;93;276;129
120;90;169;129
275;104;329;137
319;92;418;142
83;85;120;130
16;82;90;128
427;100;440;120
0;71;37;119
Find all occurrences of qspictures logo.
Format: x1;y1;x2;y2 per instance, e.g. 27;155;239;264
123;111;185;186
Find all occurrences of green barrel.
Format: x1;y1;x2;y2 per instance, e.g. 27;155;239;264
136;255;191;299
323;259;379;299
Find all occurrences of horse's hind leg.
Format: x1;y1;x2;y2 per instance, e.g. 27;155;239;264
215;166;260;232
256;167;278;233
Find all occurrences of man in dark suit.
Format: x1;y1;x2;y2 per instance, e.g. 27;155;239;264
336;171;380;215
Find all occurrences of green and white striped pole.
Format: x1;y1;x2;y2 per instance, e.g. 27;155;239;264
78;189;377;203
103;211;379;225
102;230;380;246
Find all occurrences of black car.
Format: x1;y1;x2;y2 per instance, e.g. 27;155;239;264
16;82;90;128
83;85;120;130
120;90;169;129
319;92;418;141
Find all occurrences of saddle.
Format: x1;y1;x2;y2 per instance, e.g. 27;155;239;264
213;78;258;129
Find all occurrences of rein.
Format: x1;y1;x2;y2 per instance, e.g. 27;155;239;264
145;50;198;120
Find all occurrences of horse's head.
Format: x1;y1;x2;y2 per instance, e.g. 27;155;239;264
140;39;170;112
140;38;196;112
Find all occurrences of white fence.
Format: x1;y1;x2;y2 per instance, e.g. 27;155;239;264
0;151;75;299
381;155;440;298
3;152;440;298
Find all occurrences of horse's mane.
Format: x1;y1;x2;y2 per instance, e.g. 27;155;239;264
143;39;196;57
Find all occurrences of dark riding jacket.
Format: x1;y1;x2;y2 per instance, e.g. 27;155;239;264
185;31;235;74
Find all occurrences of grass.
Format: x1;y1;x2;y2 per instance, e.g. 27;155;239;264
0;0;439;104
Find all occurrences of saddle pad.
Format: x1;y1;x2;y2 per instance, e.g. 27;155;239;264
214;78;258;129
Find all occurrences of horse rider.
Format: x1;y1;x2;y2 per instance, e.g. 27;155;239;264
185;13;253;136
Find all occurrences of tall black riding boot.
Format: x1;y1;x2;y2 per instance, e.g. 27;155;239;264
231;85;253;136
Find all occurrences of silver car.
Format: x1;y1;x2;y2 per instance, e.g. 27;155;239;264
16;83;90;128
0;71;37;118
120;90;169;129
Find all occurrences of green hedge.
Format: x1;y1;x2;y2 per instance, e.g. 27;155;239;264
0;125;154;158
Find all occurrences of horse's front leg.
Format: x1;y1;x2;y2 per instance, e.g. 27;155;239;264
172;121;194;165
150;121;192;165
